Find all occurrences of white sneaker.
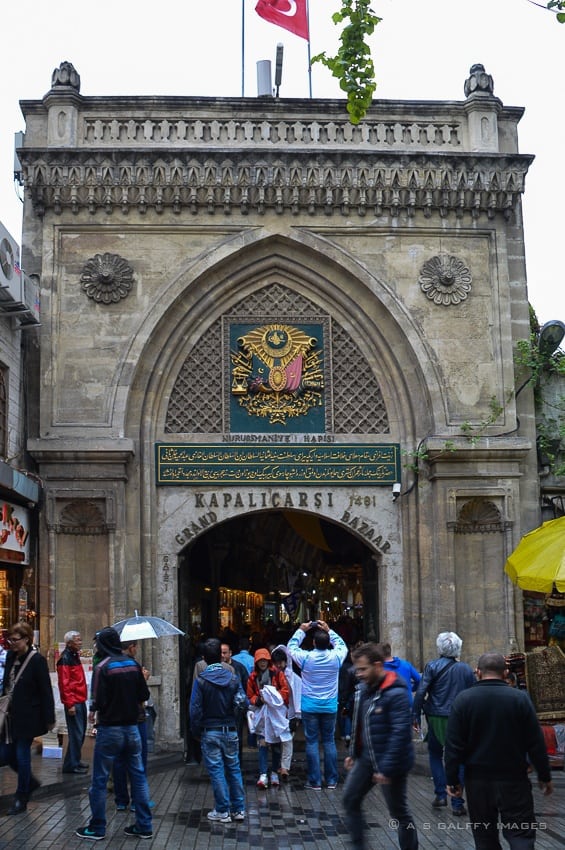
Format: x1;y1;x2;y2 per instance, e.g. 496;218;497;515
256;773;268;789
207;810;231;823
270;772;280;786
232;811;245;821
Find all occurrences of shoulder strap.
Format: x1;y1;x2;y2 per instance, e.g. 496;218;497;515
13;649;38;685
432;658;456;687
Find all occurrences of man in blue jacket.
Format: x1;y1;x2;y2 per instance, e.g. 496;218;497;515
412;631;474;814
190;638;247;823
382;643;421;706
343;642;418;850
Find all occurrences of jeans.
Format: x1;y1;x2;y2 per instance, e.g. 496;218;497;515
201;729;245;815
3;737;34;798
258;737;281;775
342;754;418;850
427;722;465;810
63;702;87;771
89;725;152;836
301;711;338;786
338;711;352;740
114;720;148;805
465;776;536;850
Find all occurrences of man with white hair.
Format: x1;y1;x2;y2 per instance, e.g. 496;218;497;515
412;631;474;814
57;630;89;774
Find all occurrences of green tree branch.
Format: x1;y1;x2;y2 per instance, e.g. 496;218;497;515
311;0;381;124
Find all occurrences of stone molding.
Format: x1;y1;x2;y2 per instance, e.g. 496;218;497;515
45;490;118;533
22;150;531;220
448;497;512;534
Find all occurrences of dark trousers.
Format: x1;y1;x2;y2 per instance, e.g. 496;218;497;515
2;737;35;799
342;754;418;850
63;702;87;771
465;776;537;850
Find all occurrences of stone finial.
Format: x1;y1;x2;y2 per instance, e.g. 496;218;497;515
51;61;81;92
464;64;494;98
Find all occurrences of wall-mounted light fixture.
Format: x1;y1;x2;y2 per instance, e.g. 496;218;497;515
392;482;401;502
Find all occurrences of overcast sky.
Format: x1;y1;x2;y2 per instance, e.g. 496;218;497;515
1;0;563;329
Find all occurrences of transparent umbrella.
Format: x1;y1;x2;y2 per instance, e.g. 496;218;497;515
112;610;185;641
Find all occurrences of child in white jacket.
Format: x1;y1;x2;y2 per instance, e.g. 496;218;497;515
272;645;302;779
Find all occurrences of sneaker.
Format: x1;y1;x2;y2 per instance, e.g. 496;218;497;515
452;806;467;817
207;809;231;823
232;811;245;821
432;796;447;808
116;804;128;812
327;784;337;790
256;773;269;789
304;783;322;790
124;824;153;838
270;772;280;786
76;826;105;841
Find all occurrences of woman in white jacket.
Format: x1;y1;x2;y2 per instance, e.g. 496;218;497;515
271;645;302;779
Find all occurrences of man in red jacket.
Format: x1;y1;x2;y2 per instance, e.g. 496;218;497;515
57;630;89;774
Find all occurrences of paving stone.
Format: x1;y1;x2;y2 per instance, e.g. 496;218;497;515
0;744;562;849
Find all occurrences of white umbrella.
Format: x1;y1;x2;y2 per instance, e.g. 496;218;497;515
112;610;185;641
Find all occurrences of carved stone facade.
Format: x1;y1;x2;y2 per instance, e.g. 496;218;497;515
20;63;539;746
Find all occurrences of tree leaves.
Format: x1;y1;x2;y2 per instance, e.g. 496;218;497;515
311;0;381;124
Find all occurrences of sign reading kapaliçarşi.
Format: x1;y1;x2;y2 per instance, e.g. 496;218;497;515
155;444;401;486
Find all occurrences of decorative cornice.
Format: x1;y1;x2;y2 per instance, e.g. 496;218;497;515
20;149;531;220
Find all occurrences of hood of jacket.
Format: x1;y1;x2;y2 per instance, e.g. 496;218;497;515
362;669;401;695
95;627;123;659
200;662;237;687
272;643;293;666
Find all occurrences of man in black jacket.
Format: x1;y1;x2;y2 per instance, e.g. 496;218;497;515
343;642;418;850
190;638;247;824
76;627;152;841
445;652;553;850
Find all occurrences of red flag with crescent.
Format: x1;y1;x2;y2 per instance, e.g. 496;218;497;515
255;0;309;40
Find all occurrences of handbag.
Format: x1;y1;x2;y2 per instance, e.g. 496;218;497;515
0;649;37;735
0;694;11;735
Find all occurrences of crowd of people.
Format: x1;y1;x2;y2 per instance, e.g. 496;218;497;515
0;620;555;850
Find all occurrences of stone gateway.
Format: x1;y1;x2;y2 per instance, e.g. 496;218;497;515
20;62;536;744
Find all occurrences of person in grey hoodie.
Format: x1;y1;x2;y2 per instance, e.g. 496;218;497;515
190;638;247;824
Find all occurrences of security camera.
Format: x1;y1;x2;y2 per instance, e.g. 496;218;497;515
392;482;401;501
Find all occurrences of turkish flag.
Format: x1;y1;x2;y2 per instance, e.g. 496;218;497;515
255;0;309;40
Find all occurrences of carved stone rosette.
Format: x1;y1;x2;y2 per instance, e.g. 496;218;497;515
418;255;472;306
80;253;134;304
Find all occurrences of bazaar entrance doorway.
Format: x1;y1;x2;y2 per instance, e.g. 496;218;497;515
178;509;377;646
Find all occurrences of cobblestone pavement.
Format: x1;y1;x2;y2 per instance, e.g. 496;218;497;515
0;740;563;849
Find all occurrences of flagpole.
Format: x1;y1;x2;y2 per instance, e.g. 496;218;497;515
241;0;245;96
307;0;312;98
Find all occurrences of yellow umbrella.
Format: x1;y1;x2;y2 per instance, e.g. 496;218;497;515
504;516;565;593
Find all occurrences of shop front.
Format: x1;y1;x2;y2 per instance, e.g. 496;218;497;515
0;467;41;692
